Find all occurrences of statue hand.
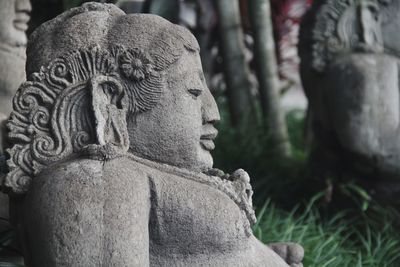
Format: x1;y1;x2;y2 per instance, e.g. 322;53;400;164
268;242;304;267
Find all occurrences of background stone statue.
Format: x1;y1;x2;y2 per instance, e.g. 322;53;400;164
0;0;31;231
0;0;31;119
5;3;303;266
299;0;400;201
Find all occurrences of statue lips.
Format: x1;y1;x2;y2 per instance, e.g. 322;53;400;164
13;11;30;32
200;128;218;151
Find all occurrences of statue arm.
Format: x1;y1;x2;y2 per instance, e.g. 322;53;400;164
101;161;152;266
23;159;151;266
325;53;400;158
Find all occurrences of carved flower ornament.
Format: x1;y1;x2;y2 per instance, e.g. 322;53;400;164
119;49;154;81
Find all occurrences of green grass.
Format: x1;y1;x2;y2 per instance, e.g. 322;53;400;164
254;198;400;267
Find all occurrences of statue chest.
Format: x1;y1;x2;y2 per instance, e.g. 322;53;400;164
148;172;251;255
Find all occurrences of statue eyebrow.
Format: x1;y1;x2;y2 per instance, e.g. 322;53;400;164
179;68;206;88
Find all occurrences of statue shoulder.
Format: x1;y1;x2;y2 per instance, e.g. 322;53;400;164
37;158;105;184
103;156;151;185
30;156;151;199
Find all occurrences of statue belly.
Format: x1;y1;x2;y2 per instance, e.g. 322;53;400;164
148;173;289;267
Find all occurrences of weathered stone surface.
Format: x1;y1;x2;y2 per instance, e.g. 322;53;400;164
0;0;30;116
299;0;400;200
0;0;31;232
6;3;303;266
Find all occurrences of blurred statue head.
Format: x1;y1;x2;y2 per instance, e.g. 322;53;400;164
0;0;31;47
301;0;400;74
6;3;220;194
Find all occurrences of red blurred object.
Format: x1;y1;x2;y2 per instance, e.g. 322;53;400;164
271;0;312;83
238;0;313;87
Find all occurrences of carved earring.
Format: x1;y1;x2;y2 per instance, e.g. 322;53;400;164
89;75;130;152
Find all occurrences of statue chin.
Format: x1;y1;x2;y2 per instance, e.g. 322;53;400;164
197;149;214;172
7;31;28;47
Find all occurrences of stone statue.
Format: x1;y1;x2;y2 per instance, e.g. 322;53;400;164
0;0;31;231
0;0;31;120
299;0;400;201
5;3;303;266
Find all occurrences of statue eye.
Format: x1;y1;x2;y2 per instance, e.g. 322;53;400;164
188;88;203;98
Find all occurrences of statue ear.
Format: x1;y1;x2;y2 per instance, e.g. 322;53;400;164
89;75;129;151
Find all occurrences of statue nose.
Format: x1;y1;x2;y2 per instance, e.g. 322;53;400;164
16;0;32;12
202;89;220;125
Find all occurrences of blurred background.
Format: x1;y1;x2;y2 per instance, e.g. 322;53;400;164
1;0;400;266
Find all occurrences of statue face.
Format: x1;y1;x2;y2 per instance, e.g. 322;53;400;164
0;0;31;47
128;50;220;172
